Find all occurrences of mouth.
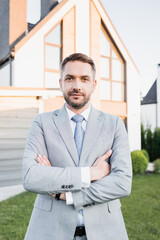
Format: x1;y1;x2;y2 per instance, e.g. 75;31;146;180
69;91;84;98
70;93;82;97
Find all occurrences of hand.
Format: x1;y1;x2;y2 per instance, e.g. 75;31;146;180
36;154;51;166
90;150;112;182
60;193;66;200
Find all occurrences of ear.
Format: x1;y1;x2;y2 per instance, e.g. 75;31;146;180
92;80;97;93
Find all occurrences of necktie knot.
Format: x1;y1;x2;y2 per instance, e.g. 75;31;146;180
71;115;84;123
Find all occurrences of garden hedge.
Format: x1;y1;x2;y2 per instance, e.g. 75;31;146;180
131;150;148;174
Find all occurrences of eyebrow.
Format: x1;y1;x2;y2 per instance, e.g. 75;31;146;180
64;74;91;78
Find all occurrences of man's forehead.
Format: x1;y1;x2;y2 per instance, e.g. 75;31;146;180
62;61;93;75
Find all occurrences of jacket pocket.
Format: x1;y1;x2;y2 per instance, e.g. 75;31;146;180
107;199;121;213
34;194;53;211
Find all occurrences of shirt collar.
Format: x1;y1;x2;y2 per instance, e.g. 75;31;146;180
65;104;91;121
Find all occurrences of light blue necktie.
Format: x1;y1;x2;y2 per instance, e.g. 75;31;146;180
72;114;85;226
72;115;85;159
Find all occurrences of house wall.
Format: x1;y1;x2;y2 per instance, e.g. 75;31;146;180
14;0;75;88
13;0;141;151
141;104;157;131
75;0;90;55
127;63;141;150
90;1;101;109
9;0;27;45
0;62;10;86
91;0;141;150
63;7;75;58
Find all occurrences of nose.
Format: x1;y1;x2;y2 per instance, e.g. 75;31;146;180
72;78;82;90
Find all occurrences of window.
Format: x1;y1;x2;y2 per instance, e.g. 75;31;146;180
100;27;124;101
44;23;62;89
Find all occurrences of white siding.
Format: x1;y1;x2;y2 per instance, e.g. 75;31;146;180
14;0;75;88
93;0;141;151
75;0;90;55
0;62;10;86
141;104;157;131
127;63;141;151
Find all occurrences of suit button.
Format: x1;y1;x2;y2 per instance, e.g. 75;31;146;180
61;185;65;189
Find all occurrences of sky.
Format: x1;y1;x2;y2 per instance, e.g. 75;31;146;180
101;0;160;97
27;0;160;97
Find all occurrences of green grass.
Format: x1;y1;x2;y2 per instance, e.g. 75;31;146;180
0;174;160;240
0;191;36;240
121;174;160;240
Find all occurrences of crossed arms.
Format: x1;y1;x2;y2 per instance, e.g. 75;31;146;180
36;150;112;200
23;114;132;209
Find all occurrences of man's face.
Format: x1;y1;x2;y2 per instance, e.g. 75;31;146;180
59;61;97;110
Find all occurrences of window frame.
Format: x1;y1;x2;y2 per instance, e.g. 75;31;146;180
100;24;126;102
44;21;62;89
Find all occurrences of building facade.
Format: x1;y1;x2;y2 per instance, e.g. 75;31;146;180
0;0;141;186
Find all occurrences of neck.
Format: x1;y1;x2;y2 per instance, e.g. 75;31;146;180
66;103;90;114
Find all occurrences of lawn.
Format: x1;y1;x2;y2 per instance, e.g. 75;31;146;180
0;174;160;240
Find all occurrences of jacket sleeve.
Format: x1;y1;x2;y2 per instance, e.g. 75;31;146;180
22;114;82;195
71;117;132;210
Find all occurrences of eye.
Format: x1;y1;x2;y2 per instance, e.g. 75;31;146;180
65;77;72;81
82;77;89;82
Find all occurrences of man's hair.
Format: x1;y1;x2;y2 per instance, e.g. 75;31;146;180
61;53;96;78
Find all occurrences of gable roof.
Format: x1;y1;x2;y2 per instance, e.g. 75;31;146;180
141;79;157;105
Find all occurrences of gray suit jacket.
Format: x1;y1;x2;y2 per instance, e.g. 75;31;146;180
23;105;132;240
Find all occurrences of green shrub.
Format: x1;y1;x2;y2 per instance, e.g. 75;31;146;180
131;150;148;174
153;158;160;173
141;124;160;162
141;149;149;163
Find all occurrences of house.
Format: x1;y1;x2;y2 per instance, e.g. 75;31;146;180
141;64;160;131
0;0;141;187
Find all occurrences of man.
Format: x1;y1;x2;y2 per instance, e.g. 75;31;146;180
23;53;132;240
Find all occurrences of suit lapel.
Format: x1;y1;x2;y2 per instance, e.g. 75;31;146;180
79;107;104;166
52;106;79;166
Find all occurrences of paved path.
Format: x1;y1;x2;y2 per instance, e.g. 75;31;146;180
0;184;25;202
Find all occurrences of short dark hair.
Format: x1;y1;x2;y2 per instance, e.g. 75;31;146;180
61;53;96;78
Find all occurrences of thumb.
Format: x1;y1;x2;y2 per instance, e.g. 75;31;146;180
104;150;112;159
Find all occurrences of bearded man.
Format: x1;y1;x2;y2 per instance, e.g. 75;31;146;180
23;53;132;240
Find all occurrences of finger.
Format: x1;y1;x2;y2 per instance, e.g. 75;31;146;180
37;155;43;164
101;150;112;161
105;149;112;157
37;154;50;166
43;155;51;166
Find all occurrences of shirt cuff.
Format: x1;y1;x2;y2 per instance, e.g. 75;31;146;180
66;192;73;205
81;167;90;188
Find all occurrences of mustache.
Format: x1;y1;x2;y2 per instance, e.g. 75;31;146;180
69;89;84;96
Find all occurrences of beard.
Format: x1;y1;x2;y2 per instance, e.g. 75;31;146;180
63;89;92;109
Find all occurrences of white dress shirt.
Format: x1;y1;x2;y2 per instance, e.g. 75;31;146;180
65;105;91;226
